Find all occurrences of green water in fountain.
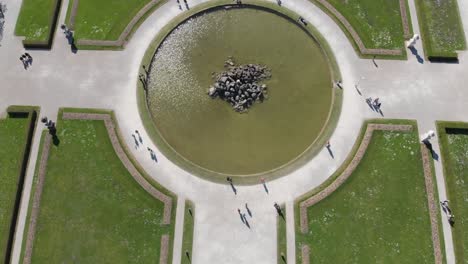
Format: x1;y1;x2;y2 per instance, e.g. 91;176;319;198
147;7;333;175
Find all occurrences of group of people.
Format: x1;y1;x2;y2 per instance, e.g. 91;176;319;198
440;200;455;225
227;177;284;228
19;53;32;69
237;203;252;228
41;116;56;135
131;129;158;162
366;96;382;110
176;0;189;10
61;24;74;45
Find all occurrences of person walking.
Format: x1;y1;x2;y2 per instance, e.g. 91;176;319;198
238;208;245;223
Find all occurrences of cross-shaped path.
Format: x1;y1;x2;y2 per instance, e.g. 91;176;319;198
1;0;467;263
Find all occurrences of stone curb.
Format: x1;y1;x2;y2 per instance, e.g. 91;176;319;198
299;124;412;234
68;0;163;47
23;134;52;264
315;0;409;56
62;112;173;225
159;234;170;264
420;144;443;264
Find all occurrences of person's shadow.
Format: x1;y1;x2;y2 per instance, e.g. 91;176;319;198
326;146;334;158
230;183;237;195
409;47;424;64
423;140;439;160
52;134;60;146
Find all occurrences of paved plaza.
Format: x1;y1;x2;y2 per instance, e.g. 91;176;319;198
1;0;467;263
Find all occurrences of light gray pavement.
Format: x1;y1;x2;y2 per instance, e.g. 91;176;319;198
0;0;467;263
173;196;186;264
285;201;295;264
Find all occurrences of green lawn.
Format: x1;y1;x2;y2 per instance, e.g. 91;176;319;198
15;0;58;42
415;0;466;58
67;0;151;41
181;201;194;264
0;114;29;262
297;128;437;263
315;0;410;50
29;118;172;263
437;122;468;263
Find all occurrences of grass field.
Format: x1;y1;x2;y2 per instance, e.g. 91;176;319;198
67;0;151;41
437;122;468;263
415;0;466;58
28;118;172;263
0;114;29;262
296;128;437;263
316;0;410;50
15;0;58;42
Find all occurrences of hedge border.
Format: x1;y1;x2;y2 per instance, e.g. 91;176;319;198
414;0;466;61
436;121;468;263
16;0;62;49
1;106;38;264
309;0;411;58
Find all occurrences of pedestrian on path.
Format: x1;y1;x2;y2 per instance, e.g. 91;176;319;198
243;214;250;229
135;129;143;143
147;147;157;162
372;56;378;68
142;65;149;76
238;208;245;223
326;140;334;158
227;177;237;195
246;203;252;217
20;54;28;69
132;134;139;148
274;202;284;219
260;177;269;194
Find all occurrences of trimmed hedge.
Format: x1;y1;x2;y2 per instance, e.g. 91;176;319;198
16;0;62;49
414;0;466;61
2;106;38;264
436;121;468;263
